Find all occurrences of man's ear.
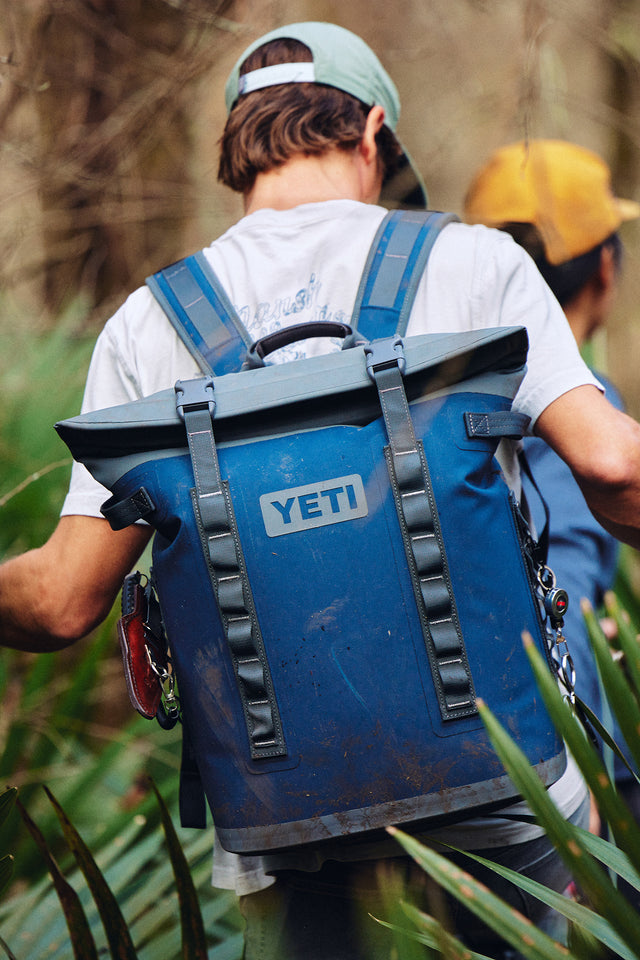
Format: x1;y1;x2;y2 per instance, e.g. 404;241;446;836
360;105;386;165
598;242;618;294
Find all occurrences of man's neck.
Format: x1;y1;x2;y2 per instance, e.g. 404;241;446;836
563;280;606;349
244;149;379;214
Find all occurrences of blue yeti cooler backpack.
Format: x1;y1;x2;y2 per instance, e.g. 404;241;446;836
56;210;569;854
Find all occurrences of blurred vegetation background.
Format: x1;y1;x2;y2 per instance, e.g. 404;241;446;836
2;1;640;956
3;2;640;406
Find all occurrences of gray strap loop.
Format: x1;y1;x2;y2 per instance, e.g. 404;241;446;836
101;487;155;530
175;378;287;759
465;411;531;440
368;345;477;721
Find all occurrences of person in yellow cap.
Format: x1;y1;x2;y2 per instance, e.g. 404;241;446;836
4;23;640;957
465;138;640;877
464;138;639;317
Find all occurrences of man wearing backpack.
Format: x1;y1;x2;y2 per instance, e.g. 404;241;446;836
2;20;640;959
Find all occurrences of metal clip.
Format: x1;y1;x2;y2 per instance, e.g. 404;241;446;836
536;563;556;592
544;587;569;627
146;643;180;725
536;564;569;627
552;627;576;702
534;561;575;698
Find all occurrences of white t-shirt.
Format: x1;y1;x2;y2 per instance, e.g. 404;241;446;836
60;199;596;894
62;199;599;519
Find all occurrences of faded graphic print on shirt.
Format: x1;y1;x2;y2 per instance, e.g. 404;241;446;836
234;273;350;362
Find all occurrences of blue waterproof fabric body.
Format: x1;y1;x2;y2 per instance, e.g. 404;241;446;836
56;328;566;854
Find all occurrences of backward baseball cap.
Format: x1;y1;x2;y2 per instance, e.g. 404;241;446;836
224;21;427;210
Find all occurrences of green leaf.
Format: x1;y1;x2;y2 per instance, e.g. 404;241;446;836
366;861;436;960
449;847;636;960
0;788;17;831
567;920;607;960
574;694;639;784
476;673;640;957
149;779;208;960
573;826;640;892
0;655;56;780
376;900;494;959
0;788;17;898
584;604;640;790
525;632;640;879
603;591;640;702
44;786;139;960
388;827;578;960
0;856;14;899
16;796;99;960
0;932;19;960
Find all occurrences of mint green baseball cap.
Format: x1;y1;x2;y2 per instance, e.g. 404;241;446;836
224;21;427;209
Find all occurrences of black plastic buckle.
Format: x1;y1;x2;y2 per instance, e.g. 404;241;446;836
364;337;406;382
175;377;215;421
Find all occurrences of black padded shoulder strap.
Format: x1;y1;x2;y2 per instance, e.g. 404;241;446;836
352;209;458;341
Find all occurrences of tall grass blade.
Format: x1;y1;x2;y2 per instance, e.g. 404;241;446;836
567;920;608;960
369;858;436;960
375;900;494;959
44;786;139;960
149;779;207;959
603;591;640;701
0;857;14;900
16;797;99;960
448;846;635;959
476;685;640;956
0;459;71;509
387;827;578;960
573;826;640;892
0;787;17;892
0;789;17;829
0;654;56;779
50;615;117;726
0;933;18;960
524;634;640;876
583;604;640;778
574;694;639;783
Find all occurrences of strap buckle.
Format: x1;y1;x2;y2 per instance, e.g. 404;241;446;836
175;377;215;421
364;337;406;382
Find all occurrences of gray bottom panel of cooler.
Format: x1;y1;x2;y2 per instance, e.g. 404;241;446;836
216;749;567;854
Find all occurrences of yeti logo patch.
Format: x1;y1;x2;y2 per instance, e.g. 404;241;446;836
260;474;368;537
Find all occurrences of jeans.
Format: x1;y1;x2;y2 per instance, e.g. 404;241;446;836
239;795;590;960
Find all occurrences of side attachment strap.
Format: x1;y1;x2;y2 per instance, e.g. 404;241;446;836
175;377;287;760
365;339;477;721
101;487;156;530
465;411;531;439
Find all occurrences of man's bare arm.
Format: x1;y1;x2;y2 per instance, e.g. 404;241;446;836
0;515;152;652
535;384;640;549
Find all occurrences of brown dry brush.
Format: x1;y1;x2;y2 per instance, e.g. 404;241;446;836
0;0;235;325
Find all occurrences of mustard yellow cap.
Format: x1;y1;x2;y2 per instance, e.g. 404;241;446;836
464;139;640;264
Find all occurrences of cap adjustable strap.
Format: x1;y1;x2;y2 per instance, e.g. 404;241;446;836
238;62;316;95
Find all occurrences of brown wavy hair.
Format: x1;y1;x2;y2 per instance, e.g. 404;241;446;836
218;38;401;194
